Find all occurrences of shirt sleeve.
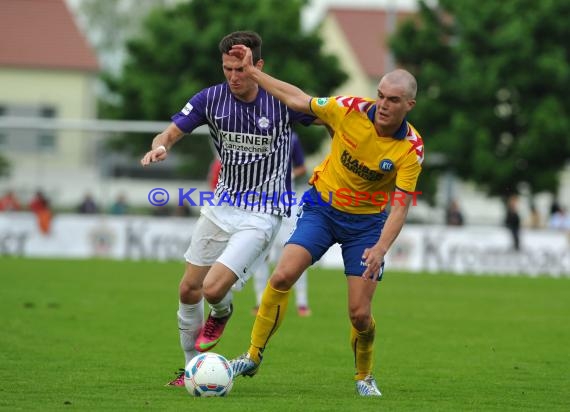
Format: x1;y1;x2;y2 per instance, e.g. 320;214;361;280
290;133;305;167
309;96;345;130
395;150;422;193
288;107;316;126
170;89;208;133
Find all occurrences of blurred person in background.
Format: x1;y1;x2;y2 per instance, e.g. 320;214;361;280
140;31;319;386
251;131;311;317
228;44;423;397
0;190;22;211
109;193;129;215
526;203;542;229
549;198;561;217
212;143;313;316
505;194;521;250
207;157;222;191
29;190;52;235
445;199;464;226
77;193;99;214
549;205;569;230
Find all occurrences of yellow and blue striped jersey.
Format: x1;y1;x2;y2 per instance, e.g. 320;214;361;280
308;96;424;214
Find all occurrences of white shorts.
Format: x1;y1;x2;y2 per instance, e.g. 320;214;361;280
269;203;300;262
184;203;281;285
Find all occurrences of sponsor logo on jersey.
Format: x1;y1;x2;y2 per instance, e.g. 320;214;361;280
340;150;383;181
379;159;394;172
257;116;270;129
220;131;272;154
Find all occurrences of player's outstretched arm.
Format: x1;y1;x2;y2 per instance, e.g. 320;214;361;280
229;45;313;115
140;123;184;166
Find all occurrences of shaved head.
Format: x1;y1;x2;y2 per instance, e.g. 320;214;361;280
381;69;417;99
373;68;417;136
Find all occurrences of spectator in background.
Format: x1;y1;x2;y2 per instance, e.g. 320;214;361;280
505;195;521;251
250;131;312;317
78;193;99;214
29;190;52;235
0;190;22;211
209;139;312;316
445;199;464;226
549;198;561;217
207;157;222;191
526;203;542;229
110;193;129;215
549;205;569;230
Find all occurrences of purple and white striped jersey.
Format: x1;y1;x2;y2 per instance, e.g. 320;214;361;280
172;82;315;217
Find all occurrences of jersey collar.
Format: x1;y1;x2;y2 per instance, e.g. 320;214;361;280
367;105;408;140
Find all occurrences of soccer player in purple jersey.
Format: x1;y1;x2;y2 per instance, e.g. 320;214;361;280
140;31;317;386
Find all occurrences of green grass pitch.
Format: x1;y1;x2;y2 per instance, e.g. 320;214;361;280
1;257;569;411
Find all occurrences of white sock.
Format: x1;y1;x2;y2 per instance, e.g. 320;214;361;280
295;271;309;307
209;290;233;317
253;262;269;306
177;299;204;366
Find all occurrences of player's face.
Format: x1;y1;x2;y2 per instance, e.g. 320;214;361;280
374;79;415;134
222;53;260;102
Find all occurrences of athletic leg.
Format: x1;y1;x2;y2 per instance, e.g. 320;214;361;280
197;215;280;351
178;214;230;360
195;262;238;352
166;262;209;386
178;263;209;365
231;197;334;377
347;276;382;396
231;244;312;377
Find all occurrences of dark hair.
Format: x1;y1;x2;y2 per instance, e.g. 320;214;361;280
219;31;262;63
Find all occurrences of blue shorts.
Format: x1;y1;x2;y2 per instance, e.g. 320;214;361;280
286;188;388;280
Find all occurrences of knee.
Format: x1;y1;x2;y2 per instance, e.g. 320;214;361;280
179;277;202;303
202;279;227;304
269;268;296;291
349;308;372;331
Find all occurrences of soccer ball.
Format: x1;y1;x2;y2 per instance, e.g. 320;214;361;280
184;353;234;397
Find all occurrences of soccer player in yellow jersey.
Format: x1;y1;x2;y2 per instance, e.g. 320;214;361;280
228;45;424;396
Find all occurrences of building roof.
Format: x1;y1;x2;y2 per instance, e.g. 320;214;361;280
328;7;414;78
0;0;99;71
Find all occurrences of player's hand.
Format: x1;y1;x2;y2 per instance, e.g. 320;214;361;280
360;246;385;281
140;145;167;166
229;45;254;71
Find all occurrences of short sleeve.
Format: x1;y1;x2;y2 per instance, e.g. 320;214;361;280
288;107;316;126
395;150;422;193
309;97;342;129
171;89;208;133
